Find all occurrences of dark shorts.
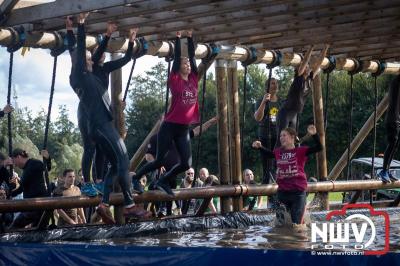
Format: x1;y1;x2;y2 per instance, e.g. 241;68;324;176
277;190;306;224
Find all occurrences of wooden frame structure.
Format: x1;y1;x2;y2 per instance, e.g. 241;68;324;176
0;0;400;215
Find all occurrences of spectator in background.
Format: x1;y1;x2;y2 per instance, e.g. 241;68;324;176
242;169;263;210
54;169;86;226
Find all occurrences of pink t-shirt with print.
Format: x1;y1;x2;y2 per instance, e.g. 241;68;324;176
165;72;199;125
274;146;309;191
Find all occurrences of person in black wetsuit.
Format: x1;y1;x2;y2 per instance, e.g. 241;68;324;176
254;78;280;185
377;75;400;183
69;13;150;223
275;44;329;147
8;149;50;229
131;30;199;196
66;17;138;184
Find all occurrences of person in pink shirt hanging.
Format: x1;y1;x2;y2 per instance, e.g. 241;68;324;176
131;30;199;195
252;125;322;224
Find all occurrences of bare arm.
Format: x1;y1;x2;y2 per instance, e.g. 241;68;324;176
77;208;86;224
297;45;314;76
311;44;330;79
57;209;77;225
208;200;217;214
254;94;271;121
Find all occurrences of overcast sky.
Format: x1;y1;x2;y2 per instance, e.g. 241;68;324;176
0;47;163;125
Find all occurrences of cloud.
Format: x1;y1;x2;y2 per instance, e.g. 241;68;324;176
0;47;165;125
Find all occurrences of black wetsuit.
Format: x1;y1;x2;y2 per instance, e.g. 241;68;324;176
10;159;48;228
256;99;280;184
276;71;312;147
69;23;133;207
67;30;133;182
147;134;181;214
383;75;400;171
133;36;197;190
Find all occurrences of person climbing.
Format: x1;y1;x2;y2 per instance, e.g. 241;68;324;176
275;44;329;147
131;30;199;196
377;75;400;183
69;13;150;224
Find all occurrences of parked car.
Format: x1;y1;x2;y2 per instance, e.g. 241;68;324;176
343;157;400;202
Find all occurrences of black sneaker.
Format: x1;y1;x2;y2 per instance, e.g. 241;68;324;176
132;178;144;194
156;178;175;196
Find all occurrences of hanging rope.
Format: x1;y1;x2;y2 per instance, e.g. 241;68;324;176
6;52;14;176
264;51;282;151
5;26;26;177
192;44;219;186
240;47;258;161
323;56;336;130
346;59;363;181
193;70;208;186
163;41;174;115
122;37;148;102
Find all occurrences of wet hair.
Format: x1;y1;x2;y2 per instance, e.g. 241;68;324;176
11;148;28;158
281;127;297;138
63;169;75;177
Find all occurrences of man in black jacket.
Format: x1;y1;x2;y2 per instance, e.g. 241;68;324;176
9;148;49;228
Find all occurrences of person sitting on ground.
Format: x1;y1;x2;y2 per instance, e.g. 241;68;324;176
241;169;263;210
8;149;50;229
198;168;209;184
54;169;86;226
253;125;322;225
204;174;220;214
275;45;329;147
377;74;400;183
180;168;202;215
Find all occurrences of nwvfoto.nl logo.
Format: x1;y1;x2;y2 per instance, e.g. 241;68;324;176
310;204;390;255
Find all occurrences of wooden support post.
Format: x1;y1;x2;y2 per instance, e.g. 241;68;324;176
129;117;162;171
215;59;232;213
328;94;389;180
227;60;243;212
110;53;124;224
311;72;329;210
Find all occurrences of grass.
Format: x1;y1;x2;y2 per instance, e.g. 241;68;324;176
307;192;343;202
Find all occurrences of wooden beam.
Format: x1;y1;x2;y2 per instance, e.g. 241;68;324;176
215;59;232;214
129;117;162;172
5;0;206;26
2;180;400;212
328;94;389;180
311;72;329;210
0;0;19;21
227;60;242;212
0;28;399;74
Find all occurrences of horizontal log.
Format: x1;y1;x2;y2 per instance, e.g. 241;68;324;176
0;28;399;74
1;180;400;212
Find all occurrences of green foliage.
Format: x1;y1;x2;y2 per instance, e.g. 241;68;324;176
125;62;395;184
0;105;82;180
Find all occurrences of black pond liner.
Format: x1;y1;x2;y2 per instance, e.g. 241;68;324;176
2;207;399;243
